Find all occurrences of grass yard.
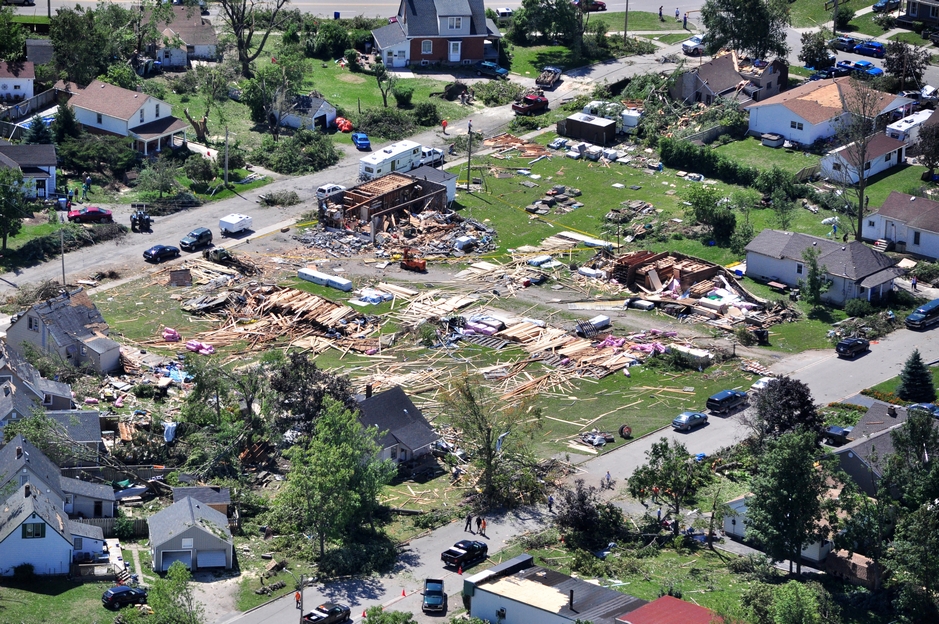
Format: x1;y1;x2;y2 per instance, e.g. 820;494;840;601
592;11;698;32
846;12;892;37
864;163;935;207
788;66;814;78
889;30;932;44
0;578;114;624
789;0;866;27
94;283;199;347
648;33;692;45
713;137;822;176
509;45;582;77
863;363;939;402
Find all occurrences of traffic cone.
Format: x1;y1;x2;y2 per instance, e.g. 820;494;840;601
402;589;407;597
457;566;463;575
362;610;367;618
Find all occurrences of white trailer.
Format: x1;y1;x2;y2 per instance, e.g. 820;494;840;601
359;140;422;180
886;109;934;144
219;213;253;236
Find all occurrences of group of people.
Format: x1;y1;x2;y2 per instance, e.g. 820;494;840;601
463;514;488;536
658;6;688;29
65;175;93;210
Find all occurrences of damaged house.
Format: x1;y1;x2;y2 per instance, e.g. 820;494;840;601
670;52;788;106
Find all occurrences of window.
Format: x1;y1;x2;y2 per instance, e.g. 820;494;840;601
910;1;918;15
43;394;52;406
832;163;842;171
155;104;160;118
74;537;83;549
932;5;938;18
65;494;73;505
390;447;397;460
27;316;39;332
140;109;144;123
182;538;193;549
797;263;804;275
705;95;712;105
868;220;875;227
80;346;86;356
886;151;892;162
13;85;20;90
448;16;462;29
915;231;921;245
865;161;872;170
790;121;803;130
18;474;27;486
421;40;432;54
766;81;772;90
22;523;45;539
96;113;102;124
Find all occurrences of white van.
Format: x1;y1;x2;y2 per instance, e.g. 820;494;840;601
316;184;346;200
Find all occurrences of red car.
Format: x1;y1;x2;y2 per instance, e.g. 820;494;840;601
68;206;113;223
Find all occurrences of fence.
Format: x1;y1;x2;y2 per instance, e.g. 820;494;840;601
0;89;57;122
793;163;822;183
681;125;725;145
75;517;149;539
0;120;23;142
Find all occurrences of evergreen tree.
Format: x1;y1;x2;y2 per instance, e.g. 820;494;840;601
23;115;52;145
51;104;82;145
897;349;936;403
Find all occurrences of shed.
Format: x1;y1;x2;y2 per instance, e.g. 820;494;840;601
558;113;616;146
406;165;458;203
148;497;233;571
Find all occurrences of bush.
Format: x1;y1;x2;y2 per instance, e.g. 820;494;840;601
317;530;398;577
412;101;440;126
472;80;524;106
509;115;541;133
12;563;35;582
355;107;416;140
169;70;200;95
844;299;875;318
734;324;758;346
658;138;759;187
313;21;351;59
251;128;341;175
912;261;939;284
260;190;301;206
835;5;855;29
184;154;218;184
114;514;135;540
392;83;414;107
142;80;167;100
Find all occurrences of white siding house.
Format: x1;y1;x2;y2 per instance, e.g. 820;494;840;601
820;133;906;185
723;494;834;564
866;191;939;259
0;62;35;102
0;485;73;576
0;144;57;200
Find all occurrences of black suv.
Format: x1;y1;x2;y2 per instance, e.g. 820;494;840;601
706;389;748;414
102;586;148;609
180;227;213;251
836;337;870;358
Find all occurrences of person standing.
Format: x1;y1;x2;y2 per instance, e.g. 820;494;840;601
683;12;688;29
659;5;663;20
476;516;482;533
464;513;473;532
605;471;612;489
675;7;680;21
548;495;554;513
295;591;301;609
912;275;918;291
480;518;487;537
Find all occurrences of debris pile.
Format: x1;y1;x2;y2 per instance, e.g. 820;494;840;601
484;133;552;159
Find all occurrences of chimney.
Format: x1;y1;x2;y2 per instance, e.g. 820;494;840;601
888;405;898;417
569;589;574;611
15;446;21;459
366;384;373;399
24;484;30;498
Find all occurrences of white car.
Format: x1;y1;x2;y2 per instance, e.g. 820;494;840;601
750;377;776;392
420;147;445;168
315;184;345;200
682;35;706;56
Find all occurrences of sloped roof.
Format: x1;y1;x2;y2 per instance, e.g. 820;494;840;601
830;133;906;164
0;144;56;168
0;484;70;546
372;22;407;49
148;496;232;547
25;40;54;66
616;596;715;624
397;0;488;37
407;165;457;184
14;287;116;353
130;116;189;140
0;435;66;501
60;475;115;501
358;386;439;451
46;411;101;444
745;230;896;281
173;486;230;505
694;54;747;96
871;190;939;234
161;6;218;46
0;61;35;80
69;519;104;540
0;381;41;419
747;77;907;125
64;80;153;122
835;428;896;478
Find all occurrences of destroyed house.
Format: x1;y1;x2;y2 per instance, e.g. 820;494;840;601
320;172;448;237
670;52;788;106
172;486;230;516
0;341;73;411
357;386;439;462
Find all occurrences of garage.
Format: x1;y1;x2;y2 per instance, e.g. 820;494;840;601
197;550;227;569
161;551;192;571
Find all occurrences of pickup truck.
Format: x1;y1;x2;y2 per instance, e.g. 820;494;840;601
441;540;488;568
512;94;549;116
301;602;351;624
422;578;446;613
535;66;562;89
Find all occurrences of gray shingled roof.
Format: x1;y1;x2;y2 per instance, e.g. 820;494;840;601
745;230;896;281
851;401;908;441
695;54;747;96
25;40;54;65
407;165;457;184
398;0;487;37
14;288;118;354
835;428;896;478
69;519;104;540
0;144;56;168
871;191;939;234
0;381;41;419
435;0;471;16
148;497;232;547
173;486;230;505
0;435;66;501
47;411;101;444
372;22;407;49
358;386;439;451
0;484;70;546
60;476;115;501
0;341;72;403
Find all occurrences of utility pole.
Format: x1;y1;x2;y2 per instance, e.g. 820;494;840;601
624;0;629;43
224;126;229;186
59;227;65;287
466;119;473;191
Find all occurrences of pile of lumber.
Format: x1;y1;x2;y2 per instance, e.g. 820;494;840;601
392;291;478;327
484;133;551;158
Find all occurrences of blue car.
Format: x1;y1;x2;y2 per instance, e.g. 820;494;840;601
474;61;509;79
854;41;886;58
852;60;884;77
873;0;900;11
351;132;371;150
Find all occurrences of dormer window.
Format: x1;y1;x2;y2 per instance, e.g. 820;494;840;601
448;17;462;29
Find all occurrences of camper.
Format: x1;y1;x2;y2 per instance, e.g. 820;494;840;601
886;109;933;144
218;214;253;236
359;140;422;181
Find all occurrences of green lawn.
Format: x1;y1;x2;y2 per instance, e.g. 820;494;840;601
649;33;693;45
0;578;112;624
592;10;698;32
509;45;583;77
865;163;935;207
713;137;822;176
846;12;892;37
789;66;814;78
864;364;939;402
889;30;932;44
11;15;51;25
790;0;867;27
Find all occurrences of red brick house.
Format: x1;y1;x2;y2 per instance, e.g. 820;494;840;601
371;0;502;68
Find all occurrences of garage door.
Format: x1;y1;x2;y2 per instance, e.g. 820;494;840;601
197;550;227;569
161;551;192;572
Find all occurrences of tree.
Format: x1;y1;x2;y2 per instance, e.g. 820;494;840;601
374;63;398;108
148;560;205;624
836;77;886;241
771;188;795;230
799;30;834;70
836;481;891;590
701;0;791;59
835;5;855;30
919;123;939;179
746;376;823;453
99;63;140;90
274;398;395;556
136;155;178;199
443;376;543;507
23;116;53;145
0;6;27;62
898;349;937;403
685;184;736;244
554;479;626;550
510;0;579;45
885;502;939;621
183;62;239;144
628;438;713;536
267;352;357;435
363;609;418;624
0;167;28;251
800;246;830;309
184;154;218;185
51;103;82;145
883;404;939;508
746;430;833;574
217;0;291;77
49;7;111;85
240;52;306;139
771;581;820;624
885;41;930;90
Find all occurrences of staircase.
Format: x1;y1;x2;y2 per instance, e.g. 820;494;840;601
873;239;890;252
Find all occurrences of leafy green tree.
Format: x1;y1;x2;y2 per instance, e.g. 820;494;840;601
0;167;28;251
897;349;937;403
836;481;891;590
51;103;82;145
746;430;833;574
883;405;939;508
834;5;855;30
771;581;820;624
701;0;791;59
267;352;357;435
442;376;543;507
184;154;218;185
554;479;626;550
313;21;351;58
58;135;137;176
772;188;795;230
50;7;111;85
919;123;939;179
137;155;178;199
886;502;939;621
800;246;830;309
799;30;834;70
274;398;395;556
628;438;713;536
363;608;418;624
240;51;306;139
0;7;26;62
23;116;53;145
885;41;930;90
374;63;398;108
99;63;140;90
217;0;290;77
746;376;822;452
148;560;205;624
684;184;735;243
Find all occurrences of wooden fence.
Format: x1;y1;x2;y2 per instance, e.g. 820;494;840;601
0;89;57;122
75;517;150;539
793;163;822;182
682;125;725;145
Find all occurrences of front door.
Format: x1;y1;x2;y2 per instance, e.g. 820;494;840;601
94;501;102;517
449;40;461;63
35;179;45;198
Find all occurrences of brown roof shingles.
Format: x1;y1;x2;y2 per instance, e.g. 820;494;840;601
747;77;904;125
836;133;906;163
65;80;154;122
0;61;34;80
871;190;939;233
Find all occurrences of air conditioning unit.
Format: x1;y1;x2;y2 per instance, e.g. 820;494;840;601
462;59;472;65
496;607;506;618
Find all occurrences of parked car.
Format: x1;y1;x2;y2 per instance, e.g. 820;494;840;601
681;35;706;55
706;389;748;414
672;411;708;431
420;146;446;167
422;578;446;613
823;425;854;446
854;60;884;76
143;244;180;262
102;586;148;609
830;36;858;52
909;403;939;417
441;540;488;568
301;602;351;624
809;62;847;80
836;336;871;358
854;41;886;58
351;132;371;150
68;205;113;223
750;377;776;392
474;61;509;79
573;0;607;10
873;0;900;11
179;226;213;251
315;184;346;200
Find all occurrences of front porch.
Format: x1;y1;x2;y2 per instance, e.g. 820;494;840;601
131;117;189;155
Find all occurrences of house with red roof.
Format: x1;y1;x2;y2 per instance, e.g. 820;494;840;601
0;61;34;103
820;133;906;185
616;595;717;624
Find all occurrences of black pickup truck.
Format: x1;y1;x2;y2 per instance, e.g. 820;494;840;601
441;540;488;568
